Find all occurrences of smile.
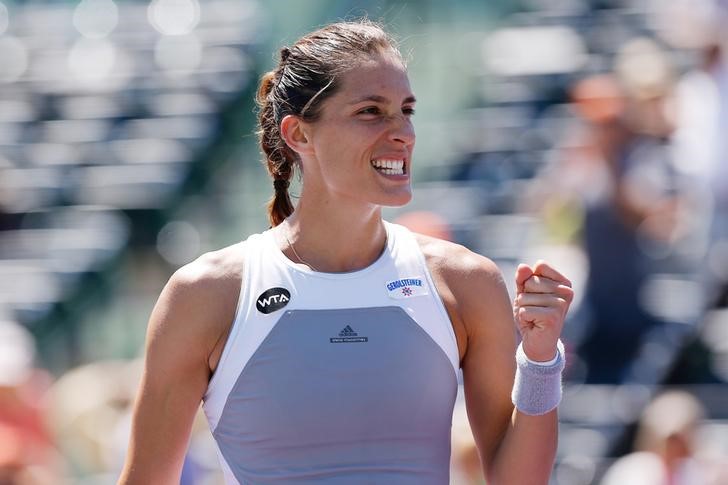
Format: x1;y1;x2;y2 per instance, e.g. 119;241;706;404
371;159;405;176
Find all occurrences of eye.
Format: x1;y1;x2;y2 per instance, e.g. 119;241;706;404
357;106;381;116
402;106;416;116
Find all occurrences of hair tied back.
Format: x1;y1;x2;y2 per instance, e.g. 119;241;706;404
280;47;291;63
273;179;290;192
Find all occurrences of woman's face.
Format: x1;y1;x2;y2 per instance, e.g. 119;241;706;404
300;52;416;208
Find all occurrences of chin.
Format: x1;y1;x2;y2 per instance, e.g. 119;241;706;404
378;190;412;208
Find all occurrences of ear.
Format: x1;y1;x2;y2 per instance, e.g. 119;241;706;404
280;115;314;156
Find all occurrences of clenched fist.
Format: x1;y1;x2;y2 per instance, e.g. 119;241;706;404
514;260;574;362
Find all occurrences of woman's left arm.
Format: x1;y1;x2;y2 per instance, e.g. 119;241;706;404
449;251;573;484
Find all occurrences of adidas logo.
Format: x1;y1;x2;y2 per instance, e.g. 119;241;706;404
330;325;368;344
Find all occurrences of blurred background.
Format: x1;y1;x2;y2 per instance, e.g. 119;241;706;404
1;0;727;483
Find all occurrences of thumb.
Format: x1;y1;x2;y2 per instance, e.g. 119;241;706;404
515;264;534;293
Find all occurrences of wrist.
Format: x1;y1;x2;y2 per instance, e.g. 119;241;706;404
522;339;560;363
511;339;565;415
525;352;559;367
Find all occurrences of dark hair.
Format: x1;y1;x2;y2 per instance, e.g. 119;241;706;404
256;20;402;226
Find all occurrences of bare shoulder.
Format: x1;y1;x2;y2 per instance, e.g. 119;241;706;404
414;233;506;297
146;241;247;367
169;241;246;298
413;232;514;357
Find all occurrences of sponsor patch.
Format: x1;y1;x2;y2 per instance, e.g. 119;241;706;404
385;277;429;299
255;287;291;314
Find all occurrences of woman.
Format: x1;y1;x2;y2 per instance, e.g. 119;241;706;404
118;20;573;485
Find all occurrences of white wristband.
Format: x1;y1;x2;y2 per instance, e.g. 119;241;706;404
511;340;565;416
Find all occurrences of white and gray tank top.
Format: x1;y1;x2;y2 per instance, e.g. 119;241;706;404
202;221;460;484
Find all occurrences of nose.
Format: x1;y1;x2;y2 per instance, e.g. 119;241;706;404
388;115;415;146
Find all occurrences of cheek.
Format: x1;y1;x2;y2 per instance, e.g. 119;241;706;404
320;124;379;159
311;116;393;173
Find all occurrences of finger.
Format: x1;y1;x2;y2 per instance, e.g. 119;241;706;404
556;284;574;303
515;264;534;293
515;292;569;309
526;283;574;301
522;275;563;294
533;260;572;287
521;280;573;305
515;306;564;330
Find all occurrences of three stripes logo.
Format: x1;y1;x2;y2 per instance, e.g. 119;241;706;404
330;325;368;343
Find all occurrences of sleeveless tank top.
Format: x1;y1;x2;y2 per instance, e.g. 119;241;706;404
202;221;459;484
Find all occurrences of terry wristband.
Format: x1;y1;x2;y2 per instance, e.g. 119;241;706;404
511;340;566;416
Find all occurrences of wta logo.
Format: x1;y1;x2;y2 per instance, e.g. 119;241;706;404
255;287;291;314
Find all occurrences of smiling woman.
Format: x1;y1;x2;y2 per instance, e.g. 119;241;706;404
256;21;416;228
119;19;574;485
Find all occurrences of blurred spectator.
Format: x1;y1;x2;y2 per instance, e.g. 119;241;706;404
47;358;224;484
0;321;66;484
48;359;141;483
530;38;690;383
671;4;728;306
601;390;728;484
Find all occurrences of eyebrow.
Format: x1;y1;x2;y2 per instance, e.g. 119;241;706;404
349;94;417;105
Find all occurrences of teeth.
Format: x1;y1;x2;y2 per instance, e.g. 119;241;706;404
371;159;405;175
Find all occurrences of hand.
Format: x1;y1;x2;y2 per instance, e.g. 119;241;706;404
514;260;574;362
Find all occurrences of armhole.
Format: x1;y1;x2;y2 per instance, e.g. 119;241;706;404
407;230;460;372
204;239;251;404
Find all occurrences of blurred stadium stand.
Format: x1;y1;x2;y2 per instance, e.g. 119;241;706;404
0;0;262;370
1;0;727;483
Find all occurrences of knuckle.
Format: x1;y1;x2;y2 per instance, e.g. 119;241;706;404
558;286;574;299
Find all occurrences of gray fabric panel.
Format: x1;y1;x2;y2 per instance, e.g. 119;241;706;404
214;306;458;485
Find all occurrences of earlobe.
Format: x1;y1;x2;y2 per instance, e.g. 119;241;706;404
280;115;313;155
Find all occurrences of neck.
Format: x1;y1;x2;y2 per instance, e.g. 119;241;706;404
279;198;387;273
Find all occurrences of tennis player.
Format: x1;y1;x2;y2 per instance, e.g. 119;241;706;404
118;20;573;485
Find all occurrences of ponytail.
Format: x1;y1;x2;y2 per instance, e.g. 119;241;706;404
257;69;295;226
269;178;294;227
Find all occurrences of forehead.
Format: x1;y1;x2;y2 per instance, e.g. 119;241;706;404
334;54;413;102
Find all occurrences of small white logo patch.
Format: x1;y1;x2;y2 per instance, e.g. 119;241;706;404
385;277;429;299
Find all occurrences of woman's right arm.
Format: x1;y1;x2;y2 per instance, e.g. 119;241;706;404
118;249;241;485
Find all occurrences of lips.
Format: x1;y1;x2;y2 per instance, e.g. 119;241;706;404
371;158;405;175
